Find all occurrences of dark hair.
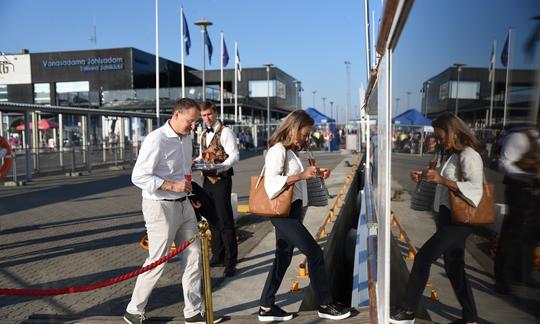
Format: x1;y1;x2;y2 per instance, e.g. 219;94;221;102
432;113;481;152
200;101;217;113
173;98;200;114
269;110;314;149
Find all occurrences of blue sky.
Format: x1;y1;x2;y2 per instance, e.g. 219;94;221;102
1;0;539;120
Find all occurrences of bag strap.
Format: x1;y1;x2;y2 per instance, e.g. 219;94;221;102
255;149;289;188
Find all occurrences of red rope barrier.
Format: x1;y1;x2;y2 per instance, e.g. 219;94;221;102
0;238;194;296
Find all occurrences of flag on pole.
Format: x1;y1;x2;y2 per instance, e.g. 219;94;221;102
182;11;191;55
501;33;509;67
488;41;496;82
235;46;242;81
222;37;229;66
205;31;213;65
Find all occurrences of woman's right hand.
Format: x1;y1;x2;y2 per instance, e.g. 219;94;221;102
302;166;318;180
410;170;423;183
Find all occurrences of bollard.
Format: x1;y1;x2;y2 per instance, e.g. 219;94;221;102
198;220;214;324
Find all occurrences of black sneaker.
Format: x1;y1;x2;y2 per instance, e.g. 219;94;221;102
389;308;415;324
123;312;146;324
317;303;351;320
258;305;293;322
449;319;477;324
184;312;223;324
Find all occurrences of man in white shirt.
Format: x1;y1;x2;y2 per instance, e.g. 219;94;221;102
495;122;540;293
124;98;208;324
195;102;239;277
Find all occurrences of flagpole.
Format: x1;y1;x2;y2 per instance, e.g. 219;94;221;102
503;29;512;127
220;32;224;119
234;41;238;124
155;0;160;126
181;7;185;98
489;39;496;126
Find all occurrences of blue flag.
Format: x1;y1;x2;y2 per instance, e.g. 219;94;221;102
222;37;229;67
182;11;191;55
205;31;213;65
501;33;509;67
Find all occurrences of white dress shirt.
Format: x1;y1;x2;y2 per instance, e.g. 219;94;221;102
198;120;239;172
264;142;308;207
131;120;192;200
433;146;484;212
499;130;539;176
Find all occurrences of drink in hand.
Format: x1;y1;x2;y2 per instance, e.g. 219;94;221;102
185;174;194;196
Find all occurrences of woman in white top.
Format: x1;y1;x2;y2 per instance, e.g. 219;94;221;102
391;113;483;324
258;110;351;322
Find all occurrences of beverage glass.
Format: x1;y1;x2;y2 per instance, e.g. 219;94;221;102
428;161;437;170
185;174;195;196
308;158;316;166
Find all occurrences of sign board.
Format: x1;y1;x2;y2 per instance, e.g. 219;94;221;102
0;54;31;84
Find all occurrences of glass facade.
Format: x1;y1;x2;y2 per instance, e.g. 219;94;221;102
34;83;51;104
248;80;276;97
0;84;7;102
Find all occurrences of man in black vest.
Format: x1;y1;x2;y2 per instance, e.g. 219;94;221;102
195;102;240;277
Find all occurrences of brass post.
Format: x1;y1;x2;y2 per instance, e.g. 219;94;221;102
198;220;214;324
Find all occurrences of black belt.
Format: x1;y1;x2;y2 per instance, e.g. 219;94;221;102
162;196;188;202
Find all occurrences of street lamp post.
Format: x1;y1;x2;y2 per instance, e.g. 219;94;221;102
453;63;466;115
344;61;351;126
405;91;411;110
195;19;213;102
330;101;334;119
293;80;300;110
263;63;273;143
322;97;327;115
424;81;431;117
312;90;317;108
395;97;400;112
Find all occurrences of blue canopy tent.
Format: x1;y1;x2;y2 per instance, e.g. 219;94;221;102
392;109;432;126
304;107;338;150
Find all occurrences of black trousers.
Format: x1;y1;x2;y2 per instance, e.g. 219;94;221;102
402;205;478;322
260;200;333;307
495;177;540;286
203;176;238;269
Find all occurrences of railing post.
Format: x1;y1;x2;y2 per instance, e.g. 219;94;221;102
198;220;214;324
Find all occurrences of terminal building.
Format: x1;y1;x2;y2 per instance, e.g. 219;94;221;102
421;66;536;127
0;47;302;125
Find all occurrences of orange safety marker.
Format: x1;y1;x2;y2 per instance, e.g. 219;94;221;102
297;263;308;278
289;280;301;293
319;227;328;238
430;289;439;302
406;248;415;260
398;232;406;242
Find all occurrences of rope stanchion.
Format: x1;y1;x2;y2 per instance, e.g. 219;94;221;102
0;236;196;296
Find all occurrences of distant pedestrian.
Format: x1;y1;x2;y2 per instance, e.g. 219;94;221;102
258;110;350;322
124;98;214;324
391;113;482;324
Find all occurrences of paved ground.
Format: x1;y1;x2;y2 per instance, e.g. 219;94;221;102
0;150;352;323
391;153;540;324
